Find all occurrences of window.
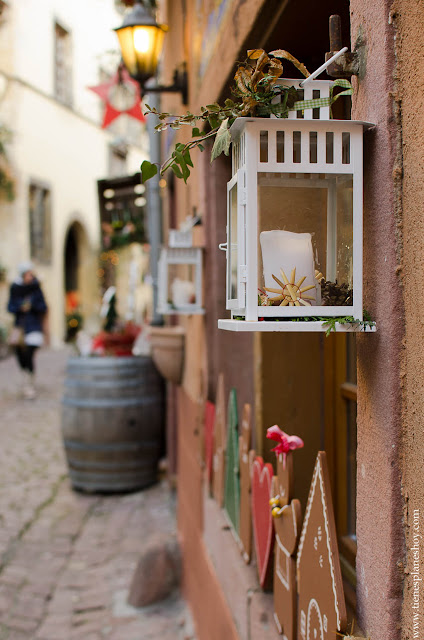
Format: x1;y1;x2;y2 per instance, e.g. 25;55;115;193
108;144;128;178
54;22;72;105
29;182;52;264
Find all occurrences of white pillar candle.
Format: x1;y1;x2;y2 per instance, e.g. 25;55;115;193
259;230;320;305
171;278;196;308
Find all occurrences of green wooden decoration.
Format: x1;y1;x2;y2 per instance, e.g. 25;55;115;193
224;389;240;535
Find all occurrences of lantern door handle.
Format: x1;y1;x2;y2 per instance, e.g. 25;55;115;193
219;243;227;252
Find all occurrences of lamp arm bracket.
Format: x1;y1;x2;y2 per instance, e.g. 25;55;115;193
140;67;188;105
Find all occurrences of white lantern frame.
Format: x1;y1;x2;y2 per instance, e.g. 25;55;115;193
157;246;204;315
218;78;375;332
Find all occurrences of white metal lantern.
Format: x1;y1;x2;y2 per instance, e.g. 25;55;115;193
157;239;204;315
218;77;375;332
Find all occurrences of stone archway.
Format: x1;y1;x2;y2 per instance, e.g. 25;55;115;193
63;221;93;340
65;224;79;295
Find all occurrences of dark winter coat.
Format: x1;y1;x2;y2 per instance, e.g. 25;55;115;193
7;279;48;334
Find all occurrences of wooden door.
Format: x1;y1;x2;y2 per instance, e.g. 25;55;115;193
324;333;358;614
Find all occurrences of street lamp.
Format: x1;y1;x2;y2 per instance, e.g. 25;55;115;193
114;0;188;104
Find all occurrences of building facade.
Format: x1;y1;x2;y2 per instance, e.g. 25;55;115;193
0;0;147;344
154;1;423;639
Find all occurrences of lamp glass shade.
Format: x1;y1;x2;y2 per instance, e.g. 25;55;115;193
116;24;167;82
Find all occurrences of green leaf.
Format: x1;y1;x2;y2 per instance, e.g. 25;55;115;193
183;149;193;167
192;127;201;137
198;144;205;152
363;309;372;322
211;118;231;162
171;164;184;179
206;103;220;112
140;161;158;183
175;151;190;182
208;114;220;129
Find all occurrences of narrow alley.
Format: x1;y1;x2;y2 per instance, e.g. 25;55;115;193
0;348;193;640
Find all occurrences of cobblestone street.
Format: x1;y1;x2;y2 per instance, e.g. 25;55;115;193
0;348;194;640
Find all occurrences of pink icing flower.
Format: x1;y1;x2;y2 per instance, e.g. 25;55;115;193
266;425;304;466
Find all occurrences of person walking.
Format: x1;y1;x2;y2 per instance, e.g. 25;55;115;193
7;262;48;399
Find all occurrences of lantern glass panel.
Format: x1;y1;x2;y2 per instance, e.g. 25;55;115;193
158;247;203;315
167;263;196;309
257;172;353;310
228;181;238;302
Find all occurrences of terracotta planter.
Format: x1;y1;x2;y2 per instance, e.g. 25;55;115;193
149;326;185;385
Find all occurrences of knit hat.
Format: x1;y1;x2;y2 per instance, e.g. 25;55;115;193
18;261;35;277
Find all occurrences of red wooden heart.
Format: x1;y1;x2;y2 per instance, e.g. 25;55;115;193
251;456;275;589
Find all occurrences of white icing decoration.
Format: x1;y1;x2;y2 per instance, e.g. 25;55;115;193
300;609;306;638
273;612;283;634
296;457;342;629
293;502;298;538
276;536;290;589
306;599;323;640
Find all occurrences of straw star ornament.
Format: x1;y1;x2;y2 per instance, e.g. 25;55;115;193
264;268;316;306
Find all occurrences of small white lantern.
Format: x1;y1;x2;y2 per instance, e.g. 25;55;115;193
218;77;374;332
157;238;204;315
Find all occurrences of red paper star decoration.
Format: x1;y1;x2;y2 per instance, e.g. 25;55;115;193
88;65;145;129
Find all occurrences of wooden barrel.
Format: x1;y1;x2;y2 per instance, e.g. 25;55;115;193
61;356;165;493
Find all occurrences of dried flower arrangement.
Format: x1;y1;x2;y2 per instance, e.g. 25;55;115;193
140;49;329;183
140;49;352;184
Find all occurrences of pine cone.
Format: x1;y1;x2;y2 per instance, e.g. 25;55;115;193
320;280;353;306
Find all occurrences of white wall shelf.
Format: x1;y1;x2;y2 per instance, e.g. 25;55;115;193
218;319;376;332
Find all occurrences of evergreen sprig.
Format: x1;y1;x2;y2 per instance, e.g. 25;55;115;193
320;310;375;336
233;311;376;336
